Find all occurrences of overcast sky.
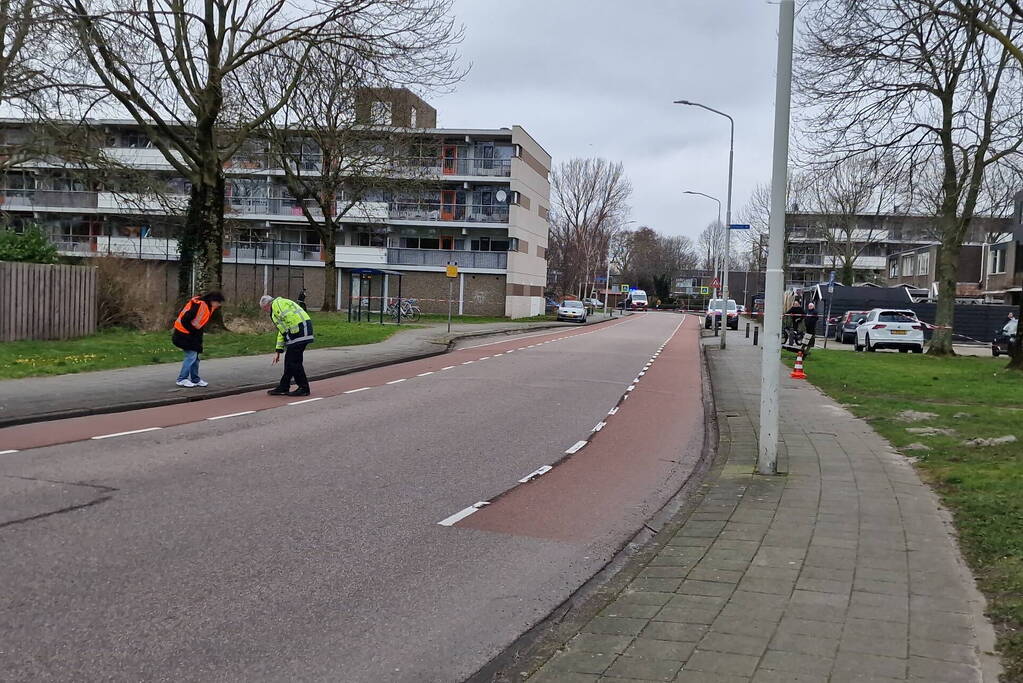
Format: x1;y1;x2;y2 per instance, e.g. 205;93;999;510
433;1;783;244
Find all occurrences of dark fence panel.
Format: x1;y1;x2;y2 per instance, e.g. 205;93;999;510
0;261;97;341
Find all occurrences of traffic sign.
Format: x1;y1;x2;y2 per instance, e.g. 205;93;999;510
729;223;751;230
700;286;710;295
446;264;458;278
620;284;630;293
712;278;720;288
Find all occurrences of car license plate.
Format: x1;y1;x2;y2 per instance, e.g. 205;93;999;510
892;330;907;335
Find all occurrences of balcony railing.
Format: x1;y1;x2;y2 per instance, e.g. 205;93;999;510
388;202;509;224
387;248;507;269
397;156;512;178
0;189;100;209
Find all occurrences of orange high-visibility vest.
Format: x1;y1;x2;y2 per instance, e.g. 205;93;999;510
173;297;212;334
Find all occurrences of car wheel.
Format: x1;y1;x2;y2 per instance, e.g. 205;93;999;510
704;317;711;329
993;348;1000;357
854;338;863;351
899;347;909;353
913;345;923;354
841;332;852;344
866;335;876;352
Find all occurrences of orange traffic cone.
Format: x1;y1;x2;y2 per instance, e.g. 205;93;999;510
790;351;807;380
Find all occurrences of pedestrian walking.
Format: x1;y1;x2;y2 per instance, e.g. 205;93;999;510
804;301;820;346
261;294;315;397
171;291;225;388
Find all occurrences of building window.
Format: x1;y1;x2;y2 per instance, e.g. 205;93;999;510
371;101;392;126
889;260;898;279
991;248;1006;274
410;106;418;128
902;255;914;276
917;252;930;275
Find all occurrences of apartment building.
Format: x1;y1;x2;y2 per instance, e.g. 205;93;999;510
785;211;1007;291
0;89;552;317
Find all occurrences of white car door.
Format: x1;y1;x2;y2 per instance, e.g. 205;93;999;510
856;311;874;345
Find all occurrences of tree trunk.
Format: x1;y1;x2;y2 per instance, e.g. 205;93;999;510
191;173;226;297
841;260;854;286
322;226;338;311
928;234;959;356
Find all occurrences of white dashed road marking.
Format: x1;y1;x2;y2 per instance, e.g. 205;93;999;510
287;397;323;405
386;379;407;385
207;411;256;421
437;501;490;526
518;465;553;483
91;427;162;440
565;440;588;454
0;449;19;455
344;387;370;394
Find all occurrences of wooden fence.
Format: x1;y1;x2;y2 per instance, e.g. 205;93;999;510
0;261;97;341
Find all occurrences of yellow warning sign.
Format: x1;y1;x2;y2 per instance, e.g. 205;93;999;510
446;264;459;278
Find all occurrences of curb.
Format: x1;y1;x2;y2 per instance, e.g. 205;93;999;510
0;316;621;430
465;320;724;683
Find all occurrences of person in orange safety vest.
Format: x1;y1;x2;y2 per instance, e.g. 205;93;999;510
171;291;224;388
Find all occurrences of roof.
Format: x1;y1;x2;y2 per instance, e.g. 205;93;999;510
812;283;912;307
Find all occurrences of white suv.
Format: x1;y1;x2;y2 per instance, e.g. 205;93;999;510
854;308;924;353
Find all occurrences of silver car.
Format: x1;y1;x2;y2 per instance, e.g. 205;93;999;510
556;300;588;323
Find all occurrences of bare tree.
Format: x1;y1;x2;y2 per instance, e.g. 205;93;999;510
252;41;458;311
55;0;461;302
798;0;1023;354
549;158;632;297
795;157;901;285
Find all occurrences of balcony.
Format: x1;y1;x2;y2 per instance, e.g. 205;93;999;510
101;147;178;170
388;202;509;224
387;248;507;270
397;156;512;178
337;245;386;265
0;190;100;210
98;192;188;212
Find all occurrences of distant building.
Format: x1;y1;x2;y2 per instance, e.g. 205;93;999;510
784;211;1009;293
0;88;551;317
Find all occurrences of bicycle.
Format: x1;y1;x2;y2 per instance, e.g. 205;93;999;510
385;297;421;323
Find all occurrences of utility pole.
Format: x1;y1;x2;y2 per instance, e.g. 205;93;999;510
758;0;795;476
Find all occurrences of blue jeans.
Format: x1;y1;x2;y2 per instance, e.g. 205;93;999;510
177;350;200;382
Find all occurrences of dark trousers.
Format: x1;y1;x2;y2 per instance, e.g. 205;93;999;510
277;342;310;391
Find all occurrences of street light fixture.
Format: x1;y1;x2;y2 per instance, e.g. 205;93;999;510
675;99;735;350
682;190;722;300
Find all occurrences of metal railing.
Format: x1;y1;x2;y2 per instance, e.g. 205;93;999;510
388;202;509;223
396;156;512;177
0;189;100;209
387;248;507;269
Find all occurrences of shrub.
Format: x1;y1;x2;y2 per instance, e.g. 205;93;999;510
0;226;59;263
95;257;176;330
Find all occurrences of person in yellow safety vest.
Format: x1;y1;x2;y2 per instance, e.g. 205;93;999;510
171;291;224;388
260;294;315;397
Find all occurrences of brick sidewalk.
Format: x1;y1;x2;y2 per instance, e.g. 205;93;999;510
526;332;998;682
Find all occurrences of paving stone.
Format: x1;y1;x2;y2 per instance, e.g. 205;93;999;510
909;619;974;645
795;577;852;595
908;654;981;681
776;616;845;640
639;621;708;643
543;649;613;675
653;606;718;625
584;616;648;636
529;668;600;683
675;671;751;683
908;637;978;664
832;652;907;679
790;589;850;609
710;615;781;638
854;578;909;597
619;591;674;606
758;650;834;676
839;632;908;659
665;594;728;611
738;576;796;596
686;567;744;584
599;602;662;620
698;631;770;657
752;670;828;683
684;649;760;677
678;579;736;597
568;633;634;655
630;578;682;593
638;565;689;579
623;637;696;661
769;631;839;658
602;655;682;681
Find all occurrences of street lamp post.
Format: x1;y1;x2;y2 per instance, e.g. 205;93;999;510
683;190;721;305
758;0;795;475
675;99;735;350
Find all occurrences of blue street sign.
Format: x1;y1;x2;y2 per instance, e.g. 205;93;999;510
828;270;836;284
729;224;751;230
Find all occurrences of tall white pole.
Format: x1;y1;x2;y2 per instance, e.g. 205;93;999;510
603;246;611;317
758;0;795;475
721;118;735;350
713;205;721;300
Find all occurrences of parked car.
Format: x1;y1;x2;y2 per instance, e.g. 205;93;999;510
854;308;924;353
556;300;588;323
737;304;747;314
544;298;559;314
834;310;869;344
582;297;604;309
705;299;739;330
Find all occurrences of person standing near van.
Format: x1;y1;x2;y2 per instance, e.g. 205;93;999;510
260;294;315;397
171;291;225;387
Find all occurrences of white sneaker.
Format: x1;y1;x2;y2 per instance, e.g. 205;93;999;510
176;379;196;387
194;379;208;387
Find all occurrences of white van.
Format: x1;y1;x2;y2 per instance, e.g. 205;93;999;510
624;289;648;310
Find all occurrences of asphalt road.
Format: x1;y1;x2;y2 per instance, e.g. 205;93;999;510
0;312;705;682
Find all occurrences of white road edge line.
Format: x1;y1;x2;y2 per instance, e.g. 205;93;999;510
387;378;407;384
626;385;636;392
91;427;162;440
437;501;490;526
344;387;371;394
441;366;456;371
608;407;619;416
0;449;19;455
593;421;607;432
565;440;588;454
518;465;553;483
207;411;256;421
417;371;435;377
287;397;323;405
462;360;474;364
